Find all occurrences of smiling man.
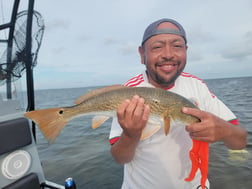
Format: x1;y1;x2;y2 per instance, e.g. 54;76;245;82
109;18;247;189
139;19;187;89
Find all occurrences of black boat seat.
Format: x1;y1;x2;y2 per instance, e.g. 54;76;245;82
0;117;32;155
2;172;40;189
0;117;46;188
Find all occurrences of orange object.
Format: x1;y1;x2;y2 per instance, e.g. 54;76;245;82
184;139;209;188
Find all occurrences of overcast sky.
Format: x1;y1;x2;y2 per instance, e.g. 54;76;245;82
1;0;252;89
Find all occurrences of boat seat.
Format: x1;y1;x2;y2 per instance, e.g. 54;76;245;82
0;117;32;155
2;172;40;189
0;117;45;188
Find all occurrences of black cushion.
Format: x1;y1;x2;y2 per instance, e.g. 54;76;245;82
0;117;32;155
2;173;41;189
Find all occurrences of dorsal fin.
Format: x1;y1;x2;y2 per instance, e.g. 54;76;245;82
74;85;127;104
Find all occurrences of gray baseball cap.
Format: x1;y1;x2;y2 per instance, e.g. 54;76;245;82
141;18;187;45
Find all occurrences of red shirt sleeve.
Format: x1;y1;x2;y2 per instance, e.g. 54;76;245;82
229;119;239;125
109;137;120;145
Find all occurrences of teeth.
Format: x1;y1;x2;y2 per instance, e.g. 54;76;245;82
163;65;175;68
164;65;172;68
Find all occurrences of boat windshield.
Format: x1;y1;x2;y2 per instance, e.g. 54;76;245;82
0;79;25;118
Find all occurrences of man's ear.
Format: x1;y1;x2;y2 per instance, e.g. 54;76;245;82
138;46;145;65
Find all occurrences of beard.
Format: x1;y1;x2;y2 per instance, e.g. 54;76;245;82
146;67;182;88
145;58;185;88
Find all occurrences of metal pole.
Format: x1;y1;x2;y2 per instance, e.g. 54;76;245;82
6;0;20;99
25;0;36;140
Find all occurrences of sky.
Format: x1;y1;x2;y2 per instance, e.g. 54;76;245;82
1;0;252;89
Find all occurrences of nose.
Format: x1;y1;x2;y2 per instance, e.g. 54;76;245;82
161;44;174;60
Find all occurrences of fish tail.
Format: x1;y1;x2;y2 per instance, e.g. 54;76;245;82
24;108;69;143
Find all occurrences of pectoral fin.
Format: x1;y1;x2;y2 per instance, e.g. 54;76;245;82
163;116;171;135
140;119;161;140
92;116;110;129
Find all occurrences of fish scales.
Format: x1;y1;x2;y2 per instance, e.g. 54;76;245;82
61;87;198;124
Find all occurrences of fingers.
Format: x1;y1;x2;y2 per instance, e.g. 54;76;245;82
117;95;146;120
182;107;205;120
183;107;223;142
117;95;150;136
183;107;203;132
131;96;150;122
142;104;150;122
126;95;144;119
119;95;149;116
117;99;130;120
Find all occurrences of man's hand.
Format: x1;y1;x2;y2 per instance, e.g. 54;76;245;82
117;95;150;140
111;95;150;164
182;107;247;149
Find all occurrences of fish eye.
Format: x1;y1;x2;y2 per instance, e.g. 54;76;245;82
59;110;64;114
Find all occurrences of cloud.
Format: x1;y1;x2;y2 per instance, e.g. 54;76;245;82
221;31;252;60
45;19;70;31
104;38;120;46
187;24;216;45
3;0;252;89
118;42;138;55
103;37;138;56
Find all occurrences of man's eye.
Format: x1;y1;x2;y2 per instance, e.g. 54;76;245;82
153;46;162;49
174;44;183;48
174;43;185;48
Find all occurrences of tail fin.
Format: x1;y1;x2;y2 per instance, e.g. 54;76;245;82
24;108;69;143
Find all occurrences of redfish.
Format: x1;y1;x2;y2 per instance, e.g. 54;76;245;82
24;85;208;188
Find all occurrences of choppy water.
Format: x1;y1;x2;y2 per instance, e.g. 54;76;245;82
35;77;252;189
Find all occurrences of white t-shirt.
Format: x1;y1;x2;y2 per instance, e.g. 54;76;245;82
109;72;238;189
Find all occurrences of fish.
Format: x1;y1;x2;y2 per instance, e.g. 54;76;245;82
24;85;208;188
25;85;200;142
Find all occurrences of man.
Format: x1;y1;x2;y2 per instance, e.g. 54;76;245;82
109;18;247;189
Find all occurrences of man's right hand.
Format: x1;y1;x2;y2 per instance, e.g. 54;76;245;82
117;95;150;140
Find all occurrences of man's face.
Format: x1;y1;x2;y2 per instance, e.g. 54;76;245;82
139;22;187;89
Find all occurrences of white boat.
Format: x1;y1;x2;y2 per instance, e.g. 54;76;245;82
0;0;66;188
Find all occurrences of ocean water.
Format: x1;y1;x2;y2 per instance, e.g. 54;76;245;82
34;77;252;189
